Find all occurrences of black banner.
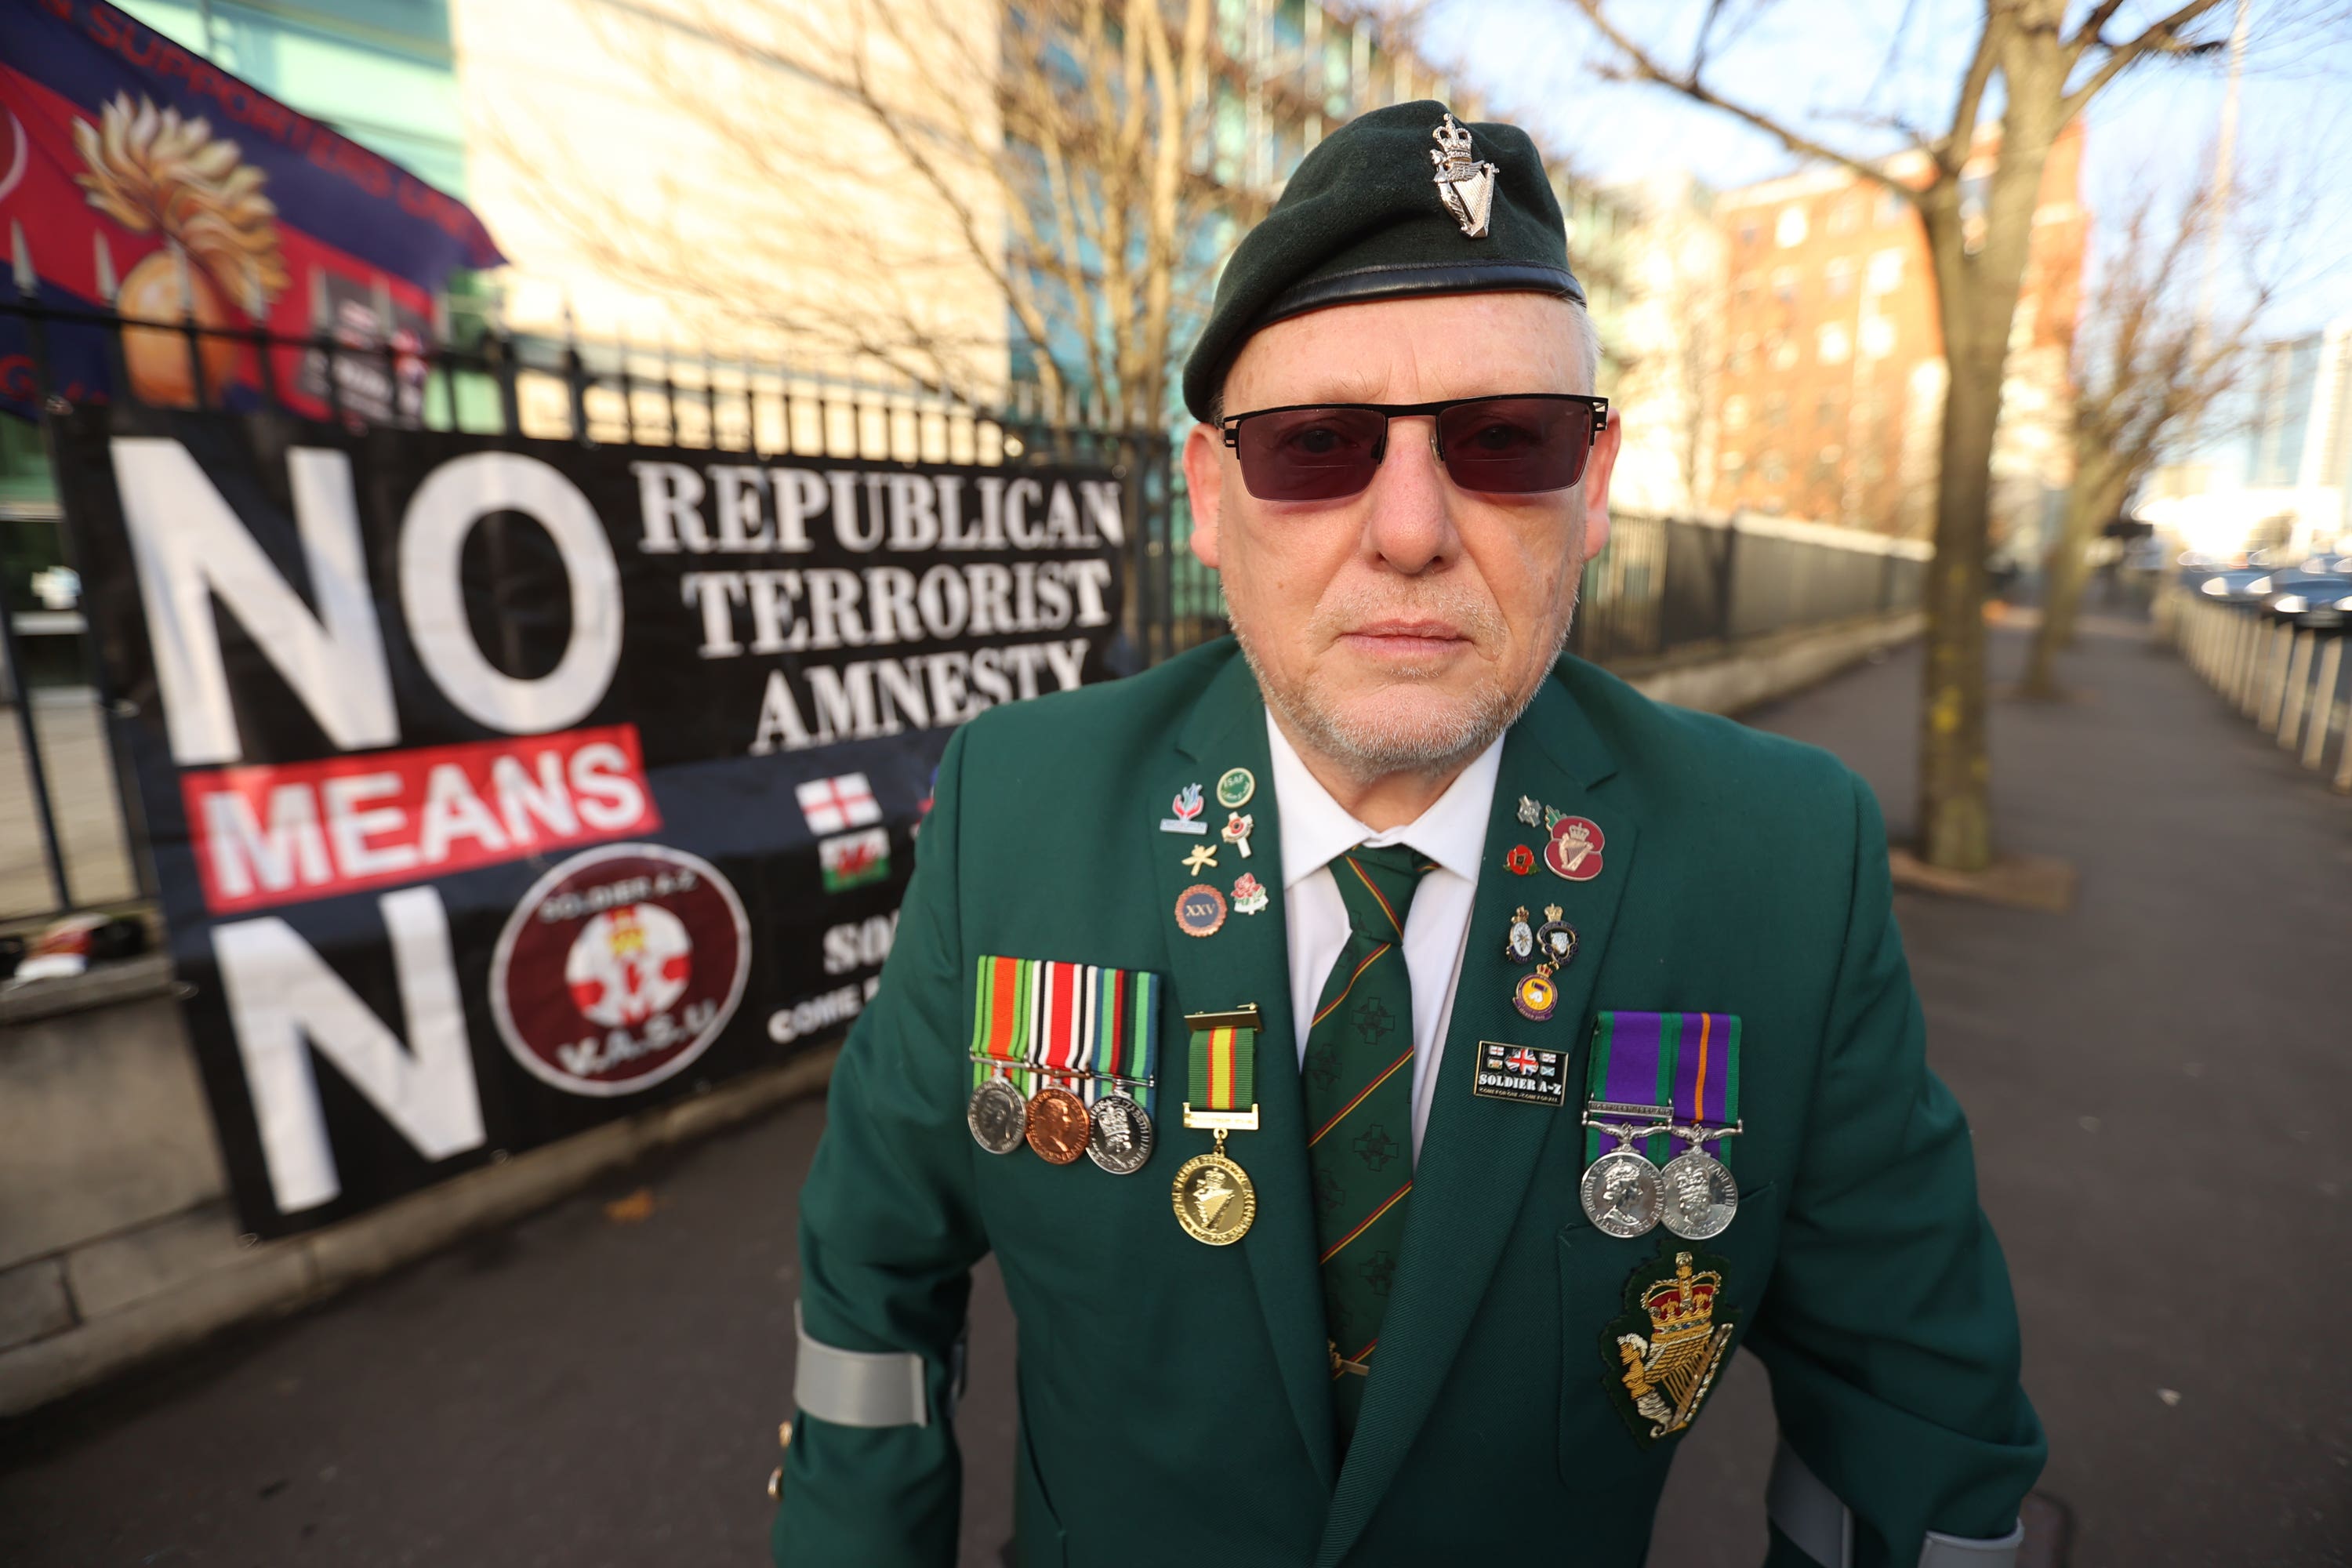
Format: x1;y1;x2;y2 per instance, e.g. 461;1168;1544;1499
53;404;1128;1236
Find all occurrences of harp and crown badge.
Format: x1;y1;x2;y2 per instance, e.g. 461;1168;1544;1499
1602;1247;1740;1443
1428;113;1497;239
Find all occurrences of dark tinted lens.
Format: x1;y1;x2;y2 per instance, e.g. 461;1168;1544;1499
1434;397;1592;493
1234;407;1389;501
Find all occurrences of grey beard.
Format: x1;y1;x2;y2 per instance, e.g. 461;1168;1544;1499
1231;581;1578;784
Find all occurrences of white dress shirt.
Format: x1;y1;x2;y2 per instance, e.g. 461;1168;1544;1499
1265;713;1501;1163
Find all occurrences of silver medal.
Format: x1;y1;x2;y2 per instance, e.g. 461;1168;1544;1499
1658;1131;1740;1240
1580;1149;1664;1238
1085;1093;1156;1174
967;1077;1029;1155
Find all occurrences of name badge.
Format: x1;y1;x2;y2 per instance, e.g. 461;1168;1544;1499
1472;1040;1566;1108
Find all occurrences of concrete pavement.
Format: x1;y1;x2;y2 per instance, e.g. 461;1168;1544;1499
4;622;2347;1566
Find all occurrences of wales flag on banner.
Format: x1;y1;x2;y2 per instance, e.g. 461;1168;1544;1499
0;0;505;419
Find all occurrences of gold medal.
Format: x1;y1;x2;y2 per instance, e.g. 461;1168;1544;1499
1171;1130;1256;1245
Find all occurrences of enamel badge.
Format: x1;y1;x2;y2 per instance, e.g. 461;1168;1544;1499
1546;815;1605;882
1472;1040;1566;1108
1603;1247;1739;1444
1160;783;1208;835
1429;114;1497;239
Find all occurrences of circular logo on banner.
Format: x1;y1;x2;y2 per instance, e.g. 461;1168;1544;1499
491;843;750;1098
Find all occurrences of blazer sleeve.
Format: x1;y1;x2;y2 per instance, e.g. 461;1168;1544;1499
1743;770;2046;1568
771;724;987;1568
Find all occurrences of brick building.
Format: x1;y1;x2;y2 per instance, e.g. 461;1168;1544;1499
1700;126;2087;540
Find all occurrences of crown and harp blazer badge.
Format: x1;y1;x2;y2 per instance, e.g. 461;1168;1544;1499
1429;114;1499;238
1602;1248;1740;1443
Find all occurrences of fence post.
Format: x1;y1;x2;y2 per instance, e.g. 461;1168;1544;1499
2302;636;2343;771
2277;630;2315;748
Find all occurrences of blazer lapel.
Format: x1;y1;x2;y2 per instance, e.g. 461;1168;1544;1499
1317;673;1642;1567
1148;655;1338;1493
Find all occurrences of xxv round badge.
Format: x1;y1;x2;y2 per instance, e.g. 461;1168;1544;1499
491;843;751;1097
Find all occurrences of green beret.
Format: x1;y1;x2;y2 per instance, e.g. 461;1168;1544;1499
1182;100;1583;422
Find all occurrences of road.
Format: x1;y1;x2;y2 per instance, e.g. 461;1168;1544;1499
5;622;2347;1566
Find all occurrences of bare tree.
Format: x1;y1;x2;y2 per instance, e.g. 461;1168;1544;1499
2019;172;2275;698
1563;0;2273;872
488;0;1242;428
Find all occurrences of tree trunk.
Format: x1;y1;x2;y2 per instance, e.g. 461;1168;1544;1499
1916;346;2003;871
2021;452;2129;699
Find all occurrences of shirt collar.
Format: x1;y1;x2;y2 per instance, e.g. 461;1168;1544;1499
1263;710;1501;891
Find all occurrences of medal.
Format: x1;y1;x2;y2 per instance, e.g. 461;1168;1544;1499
1026;1086;1091;1164
966;1076;1029;1154
1174;1006;1262;1244
1087;1093;1156;1174
1658;1124;1740;1240
966;954;1038;1153
1081;964;1160;1174
1582;1012;1744;1239
1216;768;1256;809
1021;959;1098;1163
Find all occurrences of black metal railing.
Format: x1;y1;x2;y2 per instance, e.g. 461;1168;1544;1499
0;263;1193;924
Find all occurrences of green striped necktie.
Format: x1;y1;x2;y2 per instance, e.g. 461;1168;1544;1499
1300;841;1435;1449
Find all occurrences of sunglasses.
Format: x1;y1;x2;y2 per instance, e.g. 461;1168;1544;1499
1218;394;1610;503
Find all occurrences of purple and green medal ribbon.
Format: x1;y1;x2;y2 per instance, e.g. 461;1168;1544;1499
1584;1011;1741;1165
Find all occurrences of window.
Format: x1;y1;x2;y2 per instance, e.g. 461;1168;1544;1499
1859;317;1896;360
1733;270;1760;306
1824;256;1855;298
1762;393;1788;427
1721;451;1746;473
1876;190;1906;226
1738;219;1762;246
1776;205;1809;247
1817;323;1851;365
1769;334;1799;371
1866;249;1904;295
1723;394;1750;430
1828;198;1862;235
1760;453;1788;483
1816;390;1842;425
1770;267;1798;302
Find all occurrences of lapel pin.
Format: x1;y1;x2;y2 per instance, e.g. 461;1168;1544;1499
1546;815;1606;882
1506;844;1536;876
1181;843;1220;875
1231;872;1269;915
1221;811;1254;858
1174;883;1228;938
1160;783;1209;835
1216;768;1256;809
1504;905;1536;962
1516;796;1543;828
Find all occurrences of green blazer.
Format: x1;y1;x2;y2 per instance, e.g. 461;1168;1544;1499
775;640;2042;1568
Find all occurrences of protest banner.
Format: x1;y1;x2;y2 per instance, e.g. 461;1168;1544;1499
53;400;1127;1235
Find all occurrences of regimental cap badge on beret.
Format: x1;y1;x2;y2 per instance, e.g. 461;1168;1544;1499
1428;114;1498;239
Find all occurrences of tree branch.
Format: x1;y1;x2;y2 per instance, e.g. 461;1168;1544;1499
2063;0;2229;118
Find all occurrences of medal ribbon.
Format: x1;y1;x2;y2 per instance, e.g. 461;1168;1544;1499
1084;967;1160;1115
1027;960;1087;1092
1584;1011;1741;1165
1188;1024;1257;1112
970;954;1035;1094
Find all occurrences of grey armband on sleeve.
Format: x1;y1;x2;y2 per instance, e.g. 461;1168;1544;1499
793;1302;933;1428
1768;1439;2025;1568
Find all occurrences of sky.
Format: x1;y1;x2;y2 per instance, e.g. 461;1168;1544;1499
1418;0;2352;341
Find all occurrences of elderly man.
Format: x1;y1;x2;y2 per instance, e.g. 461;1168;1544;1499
774;103;2043;1568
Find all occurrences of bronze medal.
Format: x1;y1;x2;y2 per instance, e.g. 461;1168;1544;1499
1025;1085;1091;1164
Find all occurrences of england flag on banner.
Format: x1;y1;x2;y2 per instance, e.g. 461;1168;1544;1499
797;773;881;835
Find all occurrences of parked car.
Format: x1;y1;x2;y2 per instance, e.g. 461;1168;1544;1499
2257;571;2352;631
2195;568;2272;604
